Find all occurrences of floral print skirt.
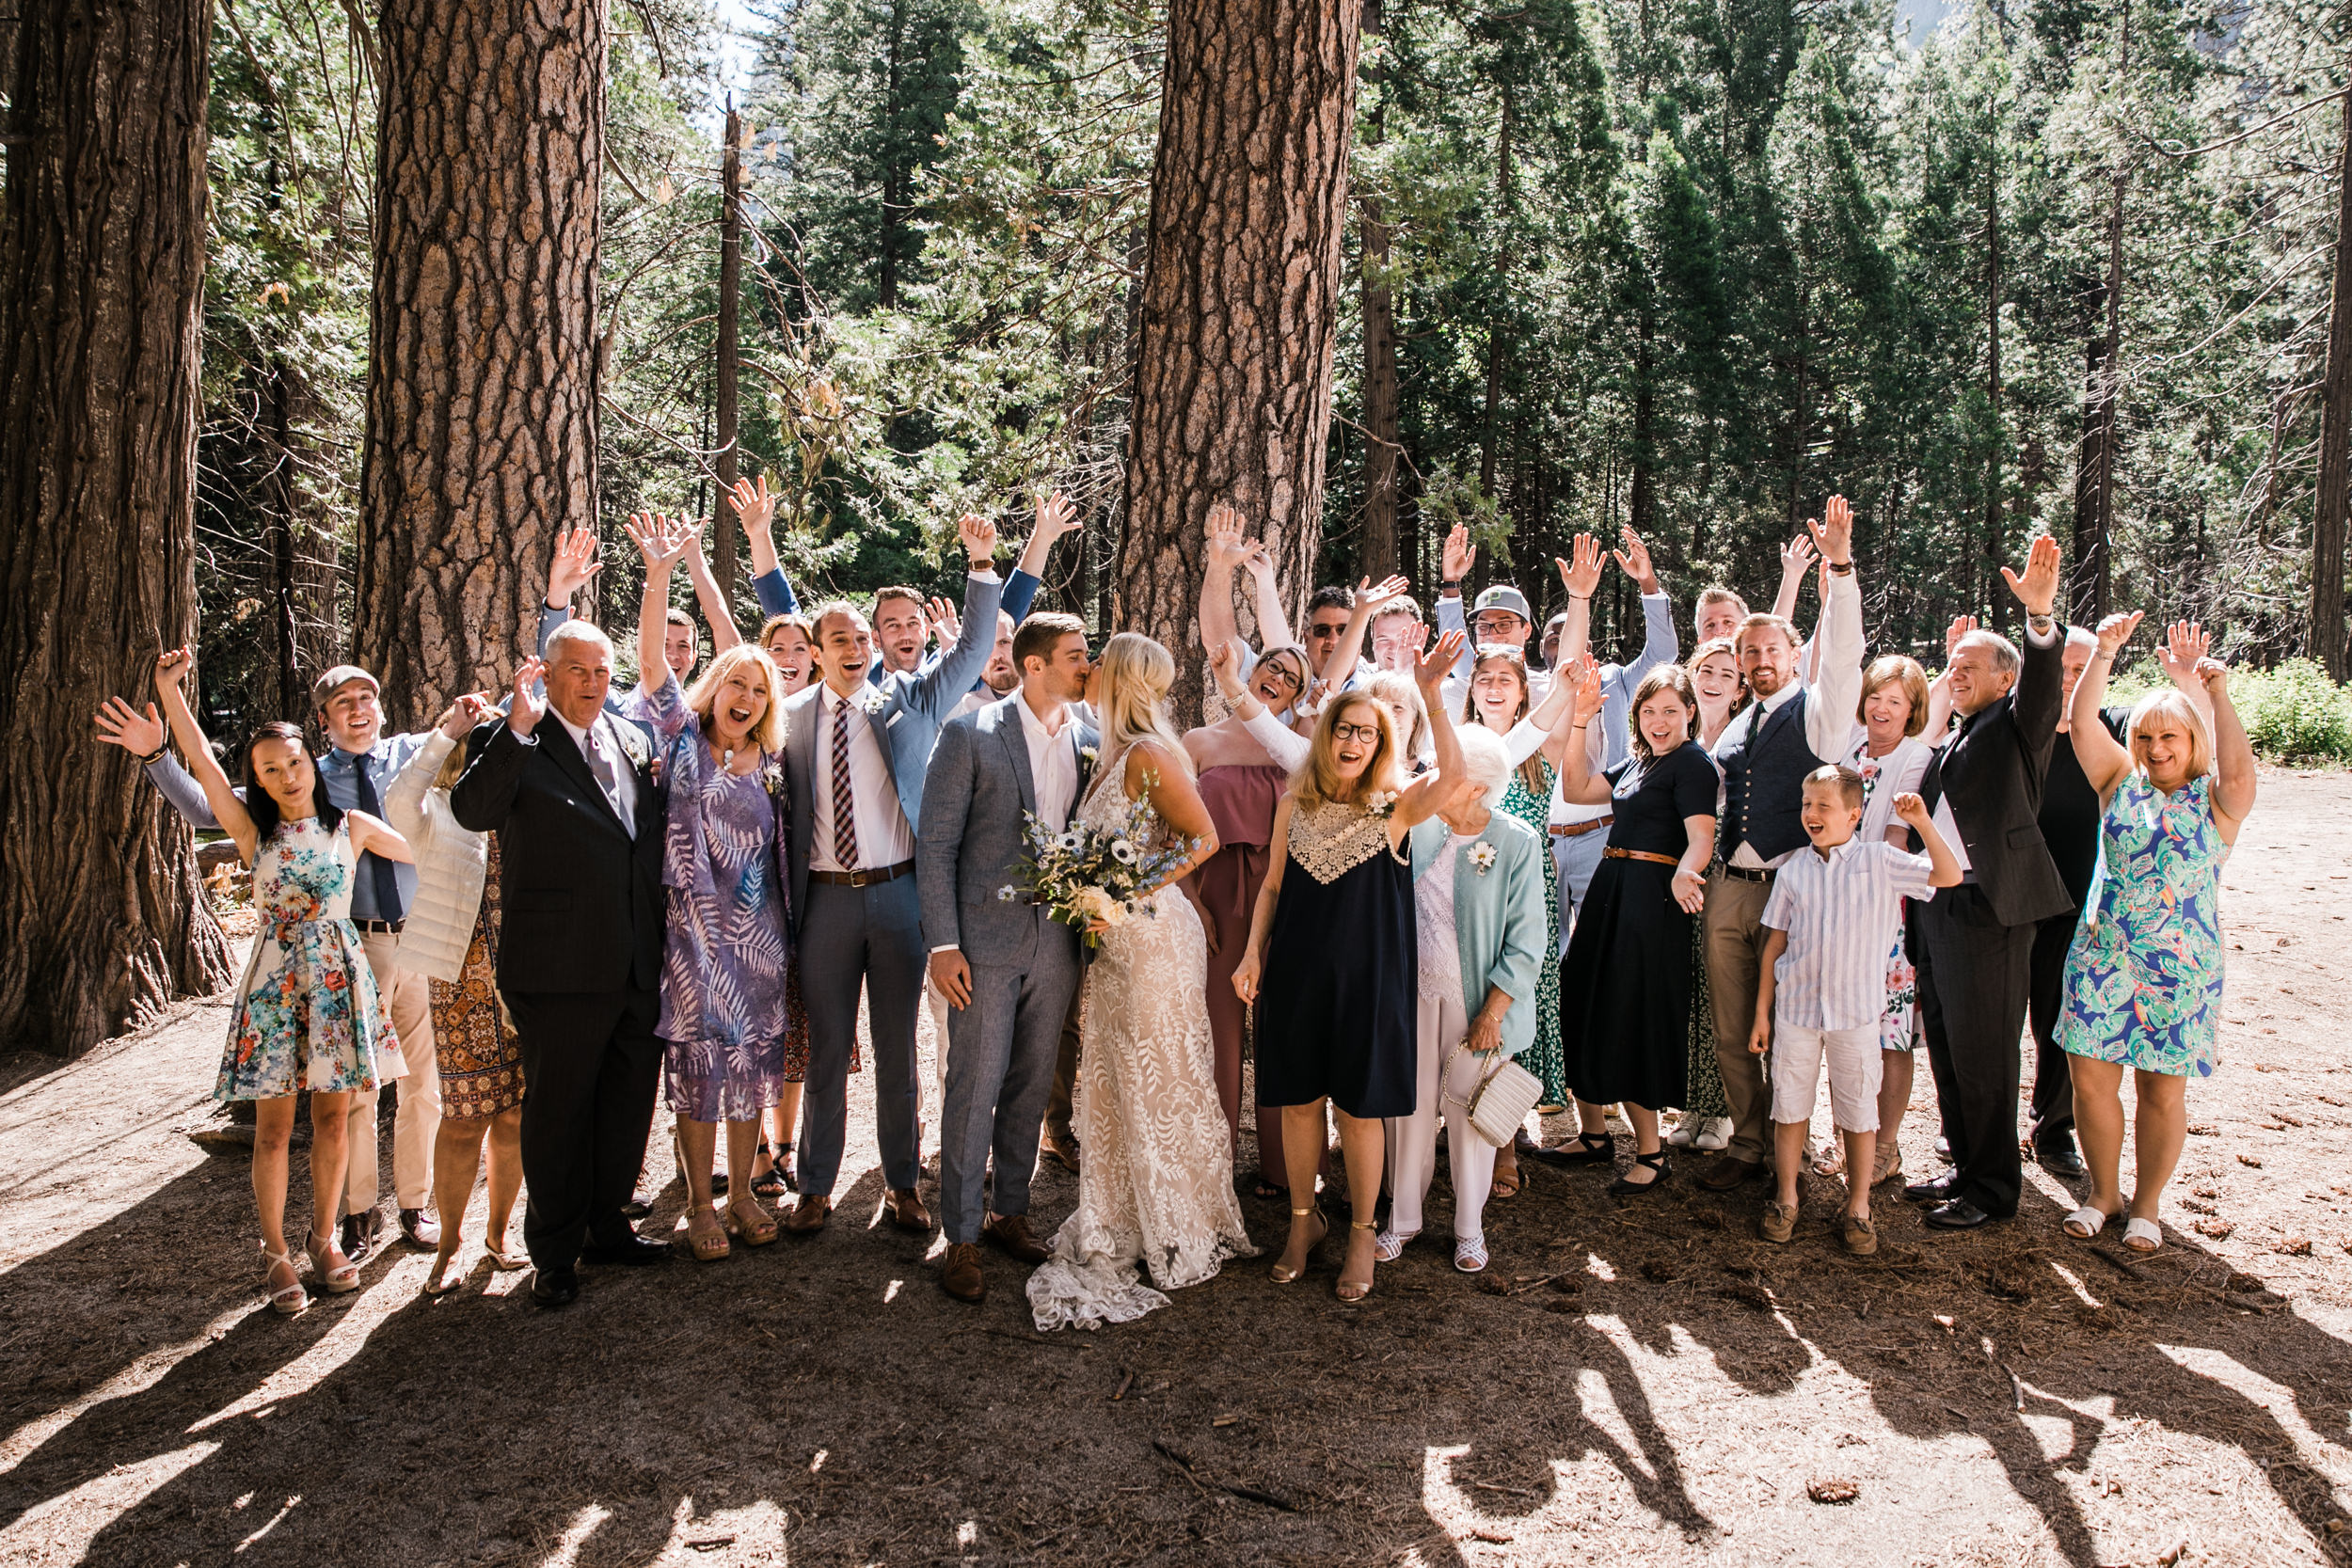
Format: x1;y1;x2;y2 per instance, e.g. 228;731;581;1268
217;917;401;1101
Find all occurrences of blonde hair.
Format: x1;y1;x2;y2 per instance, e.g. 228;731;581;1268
2129;689;2213;782
1293;693;1403;810
685;644;787;753
1858;654;1931;738
1095;632;1194;779
1358;669;1430;762
433;737;469;791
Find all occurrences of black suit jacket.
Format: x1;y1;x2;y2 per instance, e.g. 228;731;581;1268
451;713;668;993
1915;622;2074;929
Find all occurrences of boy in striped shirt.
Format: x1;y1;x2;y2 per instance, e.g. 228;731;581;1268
1751;766;1962;1254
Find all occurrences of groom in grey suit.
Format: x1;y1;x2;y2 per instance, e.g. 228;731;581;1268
920;613;1096;1303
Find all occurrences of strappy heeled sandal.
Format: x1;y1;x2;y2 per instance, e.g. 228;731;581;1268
1533;1131;1616;1166
1374;1227;1417;1263
723;1196;780;1246
1454;1235;1490;1275
1336;1221;1378;1303
750;1140;790;1200
1269;1205;1327;1284
304;1230;359;1294
481;1238;528;1272
422;1246;466;1295
1608;1148;1672;1198
260;1243;309;1316
686;1207;731;1261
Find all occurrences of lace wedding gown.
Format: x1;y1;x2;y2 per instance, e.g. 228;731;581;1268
1027;751;1256;1331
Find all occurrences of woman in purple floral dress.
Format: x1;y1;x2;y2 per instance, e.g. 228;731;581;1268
628;515;794;1259
153;648;412;1317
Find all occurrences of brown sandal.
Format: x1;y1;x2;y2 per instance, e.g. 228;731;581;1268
686;1207;731;1261
723;1196;779;1247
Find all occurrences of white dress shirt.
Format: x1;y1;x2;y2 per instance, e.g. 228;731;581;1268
547;707;638;836
1711;568;1866;870
1760;836;1939;1030
811;683;914;872
1018;691;1078;831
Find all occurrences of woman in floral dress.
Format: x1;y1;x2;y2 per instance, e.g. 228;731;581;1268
2057;612;2256;1253
628;515;794;1260
153;648;411;1316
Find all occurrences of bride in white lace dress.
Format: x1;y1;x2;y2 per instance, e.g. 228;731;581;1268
1028;633;1256;1330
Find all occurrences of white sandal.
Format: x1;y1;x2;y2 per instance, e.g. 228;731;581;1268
1454;1236;1489;1274
260;1243;309;1316
2062;1206;2112;1240
1374;1228;1416;1263
305;1230;360;1294
2122;1216;2163;1253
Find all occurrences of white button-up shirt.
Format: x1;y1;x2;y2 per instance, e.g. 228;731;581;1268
553;708;638;837
811;683;914;872
1018;691;1078;831
1759;836;1938;1031
1712;568;1866;870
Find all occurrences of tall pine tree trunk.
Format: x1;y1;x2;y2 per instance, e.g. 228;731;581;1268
1119;0;1360;724
2071;5;2127;628
0;0;232;1053
2311;85;2352;679
1479;87;1514;500
354;0;604;721
1983;116;2006;632
1358;0;1400;581
715;102;745;603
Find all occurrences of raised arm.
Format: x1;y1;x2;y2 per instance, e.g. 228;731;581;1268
1554;657;1613;807
726;475;802;619
623;512;693;699
1007;491;1080;626
1322;575;1407;685
97;695;223;829
151;648;258;860
906;514;1005;717
451;658;546;833
1616;528;1678;683
2071;611;2140;799
1243;539;1294;651
2153;620;2218;736
536;526;604;659
1771;531;1818;625
1437;525;1476;681
1392;629;1469;831
2003;532;2067;758
385;696;489;851
1552;534;1602;666
681;521;743;651
1801;495;1866;760
2200;657;2257;840
1210;640;1310;772
1199;504;1250;659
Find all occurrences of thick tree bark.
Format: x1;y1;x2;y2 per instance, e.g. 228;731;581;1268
354;0;604;721
1982;111;2006;633
716;103;745;601
0;0;233;1053
1357;0;1399;582
1118;0;1360;724
2070;6;2126;628
1479;87;1514;501
2310;86;2352;679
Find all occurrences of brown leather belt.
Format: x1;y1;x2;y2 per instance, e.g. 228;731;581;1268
1549;816;1613;838
809;859;915;887
1603;848;1680;868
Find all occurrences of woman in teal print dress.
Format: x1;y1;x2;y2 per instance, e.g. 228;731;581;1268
2056;612;2257;1255
153;648;413;1317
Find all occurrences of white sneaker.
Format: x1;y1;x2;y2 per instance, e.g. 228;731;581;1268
1692;1118;1733;1151
1663;1118;1697;1148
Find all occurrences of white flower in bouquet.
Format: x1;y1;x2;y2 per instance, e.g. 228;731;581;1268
1056;830;1085;853
1071;886;1129;927
1109;837;1137;865
1365;789;1398;819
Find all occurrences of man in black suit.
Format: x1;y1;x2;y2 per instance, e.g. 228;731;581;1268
1906;534;2074;1231
453;625;671;1306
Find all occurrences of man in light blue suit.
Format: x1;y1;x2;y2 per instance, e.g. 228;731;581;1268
779;513;1004;1236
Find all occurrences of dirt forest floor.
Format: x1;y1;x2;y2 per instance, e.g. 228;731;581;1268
3;769;2351;1568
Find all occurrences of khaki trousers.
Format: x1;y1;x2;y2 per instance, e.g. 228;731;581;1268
342;931;440;1216
1703;871;1774;1164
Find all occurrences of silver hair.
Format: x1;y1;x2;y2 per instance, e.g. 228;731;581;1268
1453;723;1515;811
1958;627;2021;677
2064;625;2100;653
545;620;615;661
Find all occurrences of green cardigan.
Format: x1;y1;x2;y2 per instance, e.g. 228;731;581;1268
1406;811;1550;1058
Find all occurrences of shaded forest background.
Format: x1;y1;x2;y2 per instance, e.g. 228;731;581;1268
188;0;2349;733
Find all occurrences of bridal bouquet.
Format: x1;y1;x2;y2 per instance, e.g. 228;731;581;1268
998;775;1203;948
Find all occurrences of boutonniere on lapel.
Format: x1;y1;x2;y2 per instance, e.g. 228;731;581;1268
1365;789;1398;821
613;725;651;775
854;686;887;720
760;758;788;805
1079;743;1099;775
1468;839;1498;875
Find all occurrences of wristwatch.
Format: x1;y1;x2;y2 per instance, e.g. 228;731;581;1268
2027;611;2055;637
1826;560;1854;577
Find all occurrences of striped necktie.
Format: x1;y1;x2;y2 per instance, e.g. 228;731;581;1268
830;696;861;869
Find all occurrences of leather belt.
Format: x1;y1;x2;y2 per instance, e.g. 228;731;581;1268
1716;863;1775;883
1549;816;1613;838
810;860;915;888
354;918;405;935
1603;848;1680;869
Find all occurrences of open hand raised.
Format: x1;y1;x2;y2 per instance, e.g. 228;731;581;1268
724;475;776;535
925;595;961;648
2000;533;2062;618
1035;490;1081;542
2093;610;2144;658
1416;628;1468;693
1805;493;1854;566
546;526;604;607
1558;534;1605;600
1944;614;1979;661
507;657;548;739
437;692;493;738
95;696;167;758
1613;526;1661;592
1441;524;1476;584
1204;503;1250;571
2157;620;2211;687
1354;574;1411;611
625;512;695;572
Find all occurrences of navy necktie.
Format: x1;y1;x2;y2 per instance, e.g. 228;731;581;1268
348;752;404;923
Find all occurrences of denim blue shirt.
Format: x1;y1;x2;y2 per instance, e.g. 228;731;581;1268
755;565;1040;693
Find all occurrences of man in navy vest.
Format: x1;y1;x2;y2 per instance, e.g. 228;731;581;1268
1698;496;1866;1192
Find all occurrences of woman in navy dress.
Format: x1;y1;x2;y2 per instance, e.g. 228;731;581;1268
1233;631;1464;1303
1554;659;1720;1198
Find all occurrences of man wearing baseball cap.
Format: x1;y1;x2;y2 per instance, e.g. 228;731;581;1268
120;661;443;1259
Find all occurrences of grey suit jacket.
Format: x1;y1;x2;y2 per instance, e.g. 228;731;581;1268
917;694;1098;969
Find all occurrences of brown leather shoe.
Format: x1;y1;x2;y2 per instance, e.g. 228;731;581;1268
886;1187;932;1233
981;1212;1052;1264
1699;1155;1766;1193
782;1196;831;1235
1041;1131;1080;1174
940;1242;986;1303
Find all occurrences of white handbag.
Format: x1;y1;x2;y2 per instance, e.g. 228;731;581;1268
1442;1040;1544;1148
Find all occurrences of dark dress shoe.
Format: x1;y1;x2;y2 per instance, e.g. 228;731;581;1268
1041;1132;1080;1174
940;1243;986;1303
981;1212;1052;1264
399;1209;441;1249
1924;1197;1997;1230
2036;1142;2089;1179
340;1212;375;1263
886;1188;932;1233
1698;1156;1765;1193
531;1267;580;1307
1904;1174;1961;1205
580;1233;673;1266
1933;1135;1954;1164
620;1196;652;1221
